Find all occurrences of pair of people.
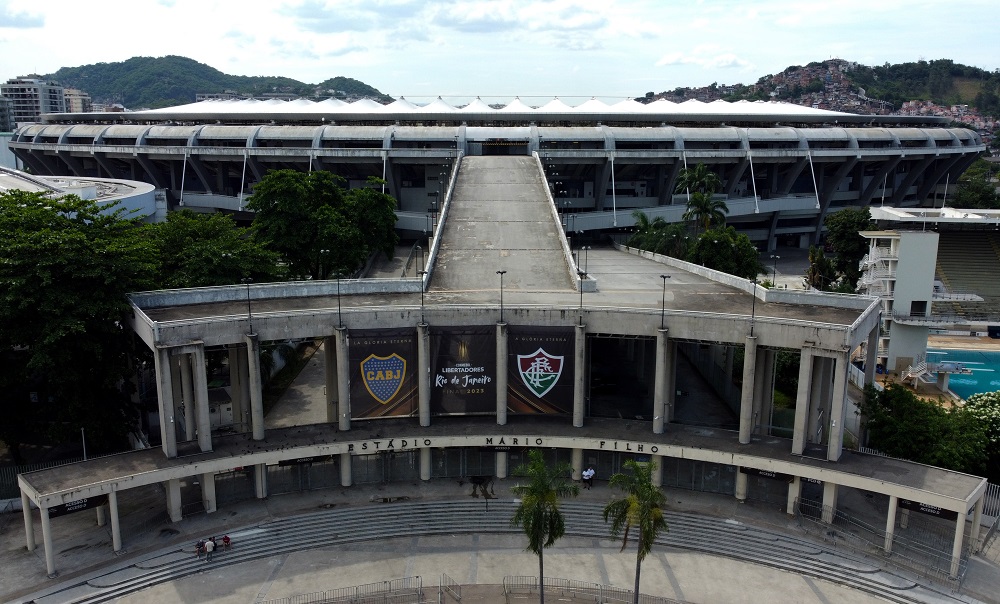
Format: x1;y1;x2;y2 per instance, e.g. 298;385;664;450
195;535;230;561
582;466;595;489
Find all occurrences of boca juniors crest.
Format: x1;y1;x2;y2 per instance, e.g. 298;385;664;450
517;348;564;398
361;353;406;404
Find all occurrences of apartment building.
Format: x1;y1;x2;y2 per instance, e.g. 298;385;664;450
0;76;66;126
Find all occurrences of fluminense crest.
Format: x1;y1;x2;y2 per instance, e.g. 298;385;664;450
517;348;563;398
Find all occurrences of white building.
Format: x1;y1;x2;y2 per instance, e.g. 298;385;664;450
0;76;66;126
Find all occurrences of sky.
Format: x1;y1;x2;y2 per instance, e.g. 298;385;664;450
2;0;1000;105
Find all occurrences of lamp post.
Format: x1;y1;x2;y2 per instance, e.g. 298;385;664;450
660;274;671;329
582;245;591;274
770;254;780;285
415;245;423;275
417;270;427;323
749;277;758;337
577;270;587;326
497;270;507;323
336;273;343;328
240;277;254;334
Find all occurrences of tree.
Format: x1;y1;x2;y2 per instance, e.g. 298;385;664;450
682;191;729;234
823;207;874;287
0;191;159;461
861;384;987;475
805;246;840;291
248;170;399;280
687;226;765;280
148;210;283;288
964;391;1000;481
603;459;669;604
509;449;579;604
675;163;722;197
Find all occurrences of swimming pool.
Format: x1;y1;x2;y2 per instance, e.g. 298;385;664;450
926;348;1000;400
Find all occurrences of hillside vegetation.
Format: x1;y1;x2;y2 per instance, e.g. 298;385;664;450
45;55;392;108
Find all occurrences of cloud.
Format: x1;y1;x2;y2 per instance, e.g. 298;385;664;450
283;0;426;34
656;49;754;72
0;1;43;28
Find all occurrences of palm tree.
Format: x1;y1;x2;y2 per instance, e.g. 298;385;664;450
510;449;580;604
682;191;729;235
675;162;722;197
602;459;668;604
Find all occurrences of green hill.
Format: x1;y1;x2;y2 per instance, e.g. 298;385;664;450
44;55;392;109
845;59;1000;113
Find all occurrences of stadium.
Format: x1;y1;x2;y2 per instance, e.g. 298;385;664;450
7;99;996;594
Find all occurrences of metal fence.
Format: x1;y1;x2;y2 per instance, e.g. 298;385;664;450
503;576;689;604
438;573;460;603
262;577;423;604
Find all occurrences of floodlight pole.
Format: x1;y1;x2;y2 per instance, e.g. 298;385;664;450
749;277;758;337
240;277;254;334
770;254;780;285
496;270;507;323
418;270;428;323
336;274;343;328
577;270;587;326
660;274;671;330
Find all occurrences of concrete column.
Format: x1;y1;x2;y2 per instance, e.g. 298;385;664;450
827;352;849;462
734;470;748;501
864;325;878;385
340;452;353;486
653;329;669;434
96;504;106;527
253;464;268;499
109;490;122;552
335;327;351;431
821;482;838;524
246;334;265;440
951;509;967;578
238;345;251;432
666;340;677;422
419;447;431;481
573;324;586;427
21;491;34;551
40;506;55;577
192;345;212;452
154;347;178;457
495;452;508;479
807;357;827;445
971;496;985;553
171;356;184;440
884;495;898;553
571;448;583;481
418;323;431;427
229;345;245;431
324;337;338;424
792;347;814;455
651;456;662;488
201;472;217;513
180;354;195;440
165;478;182;522
739;336;758;444
786;477;802;515
496;322;508;425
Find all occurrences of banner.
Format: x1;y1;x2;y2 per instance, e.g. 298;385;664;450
431;326;496;415
507;326;575;415
349;329;418;419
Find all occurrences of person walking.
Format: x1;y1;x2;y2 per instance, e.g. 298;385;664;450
195;539;205;559
204;537;215;562
582;466;595;490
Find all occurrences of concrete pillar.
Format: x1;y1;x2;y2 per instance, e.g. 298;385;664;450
246;334;265;440
418;323;431;427
495;452;508;479
335;327;351;431
792;347;814;455
420;447;431;481
821;482;838;524
864;325;878;385
180;353;195;440
154;347;178;457
734;471;748;501
571;448;583;481
96;504;106;527
884;495;898;553
201;472;217;513
496;322;508;425
971;496;985;553
739;336;758;444
340;452;353;486
229;345;245;431
165;478;182;522
21;491;34;551
653;329;669;434
807;357;827;445
951;509;967;578
40;506;55;577
650;456;662;488
253;464;267;499
238;345;251;432
324;337;337;424
109;490;122;552
666;340;677;422
573;324;586;427
827;352;849;462
786;477;802;515
171;356;184;440
192;345;212;452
